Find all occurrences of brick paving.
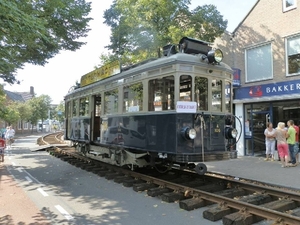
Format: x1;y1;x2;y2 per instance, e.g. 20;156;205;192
0;164;51;225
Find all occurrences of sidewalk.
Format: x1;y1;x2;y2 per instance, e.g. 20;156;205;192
0;135;51;225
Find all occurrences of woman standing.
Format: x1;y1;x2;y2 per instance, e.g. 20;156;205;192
264;122;276;161
275;122;289;167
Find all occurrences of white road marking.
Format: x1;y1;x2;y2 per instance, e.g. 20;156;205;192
23;170;41;184
25;176;33;183
17;168;23;172
55;205;74;220
37;188;49;197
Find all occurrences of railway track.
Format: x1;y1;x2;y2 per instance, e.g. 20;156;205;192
39;133;300;225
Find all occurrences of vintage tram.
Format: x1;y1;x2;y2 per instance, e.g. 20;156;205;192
64;37;239;175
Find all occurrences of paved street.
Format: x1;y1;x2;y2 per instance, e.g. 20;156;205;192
2;135;299;225
1;136;222;225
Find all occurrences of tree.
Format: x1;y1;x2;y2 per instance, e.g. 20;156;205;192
15;101;32;133
55;101;65;124
102;0;227;65
0;0;92;84
28;95;52;132
0;85;8;119
2;104;20;126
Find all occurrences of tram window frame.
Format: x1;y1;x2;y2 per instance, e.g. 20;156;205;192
148;76;174;111
72;100;78;117
211;79;222;112
194;76;208;111
123;82;143;113
225;81;231;113
180;75;192;102
79;97;89;116
95;96;101;117
67;102;71;117
104;88;119;115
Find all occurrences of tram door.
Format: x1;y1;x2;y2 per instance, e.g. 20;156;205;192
93;96;101;142
245;111;271;155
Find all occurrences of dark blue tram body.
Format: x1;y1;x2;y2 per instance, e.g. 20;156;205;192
64;37;238;174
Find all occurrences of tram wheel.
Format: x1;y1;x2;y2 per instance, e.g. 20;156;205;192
195;163;207;175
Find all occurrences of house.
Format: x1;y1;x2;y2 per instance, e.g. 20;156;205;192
214;0;300;156
0;86;35;134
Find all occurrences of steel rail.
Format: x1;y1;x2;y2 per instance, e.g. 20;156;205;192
120;169;300;224
44;133;300;224
205;172;300;202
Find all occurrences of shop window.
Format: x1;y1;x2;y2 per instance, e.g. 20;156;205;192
246;43;273;82
283;0;297;12
123;82;143;112
72;100;78;117
212;79;222;111
286;35;300;75
180;75;192;102
195;76;208;111
104;89;118;114
148;76;174;111
79;97;89;116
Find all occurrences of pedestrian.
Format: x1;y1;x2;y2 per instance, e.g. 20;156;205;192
264;122;276;161
0;137;5;162
5;126;15;149
293;122;299;165
286;120;296;166
275;122;289;168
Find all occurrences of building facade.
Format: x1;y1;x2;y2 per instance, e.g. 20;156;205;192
0;86;35;134
215;0;300;156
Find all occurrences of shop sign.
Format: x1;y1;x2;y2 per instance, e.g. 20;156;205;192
235;79;300;99
232;68;241;87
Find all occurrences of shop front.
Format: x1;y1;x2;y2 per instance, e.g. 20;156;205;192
233;79;300;156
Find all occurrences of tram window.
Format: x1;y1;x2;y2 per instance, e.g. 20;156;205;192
212;79;222;111
225;81;231;113
67;102;71;117
148;76;174;111
180;75;192;101
95;96;101;117
79;97;89;116
123;82;143;112
195;77;208;111
104;88;118;114
72;100;78;117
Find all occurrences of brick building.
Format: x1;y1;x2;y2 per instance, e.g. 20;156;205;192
214;0;300;156
0;86;35;134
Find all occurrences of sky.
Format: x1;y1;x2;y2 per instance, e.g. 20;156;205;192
4;0;257;104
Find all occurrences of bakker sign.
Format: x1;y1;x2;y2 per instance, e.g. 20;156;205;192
235;79;300;100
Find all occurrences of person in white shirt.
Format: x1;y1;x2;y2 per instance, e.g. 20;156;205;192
5;126;15;149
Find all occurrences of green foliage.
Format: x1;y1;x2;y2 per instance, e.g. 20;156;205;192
0;0;92;84
28;95;52;127
102;0;227;65
2;104;20;125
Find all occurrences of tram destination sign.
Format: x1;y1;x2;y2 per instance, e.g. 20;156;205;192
176;101;197;113
80;61;120;87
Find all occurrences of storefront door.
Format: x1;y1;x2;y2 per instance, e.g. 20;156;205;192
244;103;272;155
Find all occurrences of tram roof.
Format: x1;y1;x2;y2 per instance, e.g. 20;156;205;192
65;52;232;98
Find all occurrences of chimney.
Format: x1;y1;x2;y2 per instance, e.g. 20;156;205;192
30;86;34;95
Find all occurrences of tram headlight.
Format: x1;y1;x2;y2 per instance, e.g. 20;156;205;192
225;127;238;139
181;127;197;140
207;49;223;64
